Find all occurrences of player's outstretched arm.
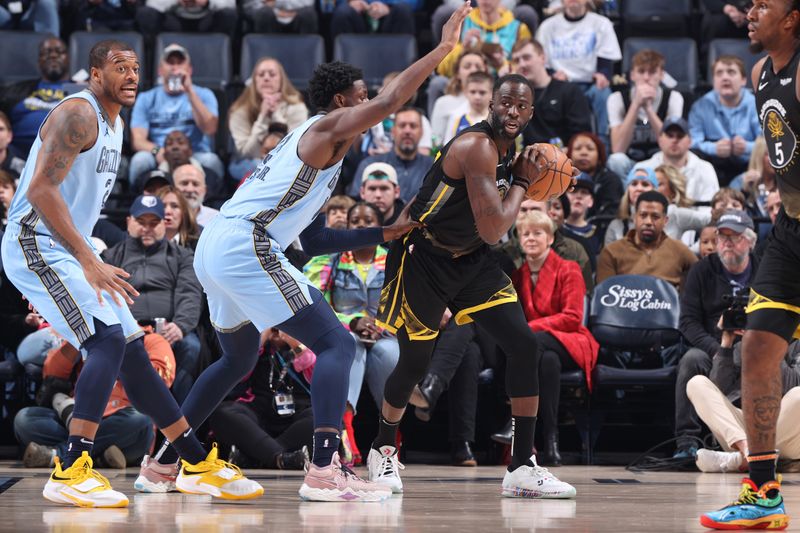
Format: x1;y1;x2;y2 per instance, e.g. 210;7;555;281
27;99;138;306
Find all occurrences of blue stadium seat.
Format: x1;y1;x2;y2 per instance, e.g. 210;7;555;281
153;33;232;90
240;34;325;90
69;32;146;85
622;38;699;93
333;34;417;90
707;39;766;88
0;31;47;84
621;0;692;38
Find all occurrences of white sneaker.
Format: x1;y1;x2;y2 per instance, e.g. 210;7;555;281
501;457;576;499
367;446;404;494
176;444;264;500
695;448;745;473
43;453;129;508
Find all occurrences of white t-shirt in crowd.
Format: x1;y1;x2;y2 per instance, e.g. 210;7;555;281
635;151;720;204
607;88;684;129
535;11;621;83
196;204;220;227
431;94;468;144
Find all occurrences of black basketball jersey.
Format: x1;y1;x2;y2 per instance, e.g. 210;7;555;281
756;46;800;218
409;121;515;257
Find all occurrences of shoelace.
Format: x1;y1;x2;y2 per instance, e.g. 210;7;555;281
732;483;759;506
340;463;366;481
193;458;244;479
378;454;405;478
70;461;111;489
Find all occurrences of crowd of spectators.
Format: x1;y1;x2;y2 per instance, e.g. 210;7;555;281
1;0;795;471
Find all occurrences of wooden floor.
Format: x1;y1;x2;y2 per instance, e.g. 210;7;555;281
0;462;798;532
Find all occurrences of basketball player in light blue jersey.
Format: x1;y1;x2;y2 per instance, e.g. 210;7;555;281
1;40;262;508
141;3;472;502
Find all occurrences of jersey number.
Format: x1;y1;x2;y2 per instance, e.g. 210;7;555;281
250;132;293;182
775;142;785;166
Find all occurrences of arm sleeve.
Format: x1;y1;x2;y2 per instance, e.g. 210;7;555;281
130;91;149;130
679;264;721;356
526;264;585;332
596;57;613;79
229;106;268;158
606;91;625;129
299;213;386;256
564;84;593;141
198;87;219;117
595;16;622;61
172;248;203;335
688;99;718;156
710;347;739;395
595;247;615;284
667;90;684;118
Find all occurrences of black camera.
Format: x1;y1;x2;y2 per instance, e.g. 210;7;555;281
721;291;750;331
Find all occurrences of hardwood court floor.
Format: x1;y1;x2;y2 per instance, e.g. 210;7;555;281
1;462;798;532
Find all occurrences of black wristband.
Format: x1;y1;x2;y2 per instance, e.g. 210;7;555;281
718;347;735;358
511;178;530;191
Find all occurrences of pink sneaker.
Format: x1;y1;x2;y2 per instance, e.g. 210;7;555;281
134;455;178;493
298;452;392;502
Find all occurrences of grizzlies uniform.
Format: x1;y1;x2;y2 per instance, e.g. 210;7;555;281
194;114;342;331
749;46;800;340
1;91;141;349
376;121;517;340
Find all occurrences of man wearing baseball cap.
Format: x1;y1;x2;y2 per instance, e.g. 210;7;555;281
635;117;720;206
359;162;405;225
103;195;203;403
673;208;759;465
129;42;224;195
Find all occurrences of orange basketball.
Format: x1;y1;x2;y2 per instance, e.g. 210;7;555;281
524;144;574;201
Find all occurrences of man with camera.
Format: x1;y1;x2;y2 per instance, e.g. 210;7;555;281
673;209;759;459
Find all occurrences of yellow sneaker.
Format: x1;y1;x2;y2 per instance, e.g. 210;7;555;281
176;444;264;500
43;452;128;508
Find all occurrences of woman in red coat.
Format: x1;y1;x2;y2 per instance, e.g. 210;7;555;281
511;211;599;466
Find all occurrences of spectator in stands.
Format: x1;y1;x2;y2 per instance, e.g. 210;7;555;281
349;108;432;203
0;170;14;229
141;169;172;194
512;39;592;148
130;44;224;194
157;130;222;187
766;190;782;225
15;332;173;468
208;327;313;470
605;167;658;245
242;0;317;34
228;57;309;181
136;0;236;39
563;174;600;257
69;0;139;31
0;37;70;155
606;49;684;179
688;332;800;473
431;0;537;45
437;0;532;78
102;195;203;403
535;0;622;145
511;210;598;466
429;50;488;142
689;55;761;187
358;163;404;225
740;137;776;219
0;0;58;35
324;195;356;229
635;118;720;206
710;187;747;225
329;0;415;41
155;185;201;250
173;163;219;227
0;230;40;355
566;131;622;217
304;202;399;466
655;164;711;244
0;112;25;179
597;190;698;289
698;224;718;259
674;209;758;459
442;71;493;144
700;0;749;45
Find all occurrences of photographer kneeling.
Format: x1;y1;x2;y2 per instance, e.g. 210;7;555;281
673;210;759;459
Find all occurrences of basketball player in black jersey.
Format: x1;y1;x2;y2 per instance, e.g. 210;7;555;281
701;1;800;530
366;74;577;499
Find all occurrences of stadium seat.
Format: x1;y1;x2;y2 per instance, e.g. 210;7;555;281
153;33;232;90
621;0;692;38
707;39;766;88
69;32;146;85
622;38;699;93
0;31;47;84
240;34;325;90
333;34;417;90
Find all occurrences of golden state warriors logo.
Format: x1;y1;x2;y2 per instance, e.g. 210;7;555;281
760;98;797;170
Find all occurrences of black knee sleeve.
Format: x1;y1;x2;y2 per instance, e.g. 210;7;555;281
383;327;436;408
505;330;540;398
72;320;127;423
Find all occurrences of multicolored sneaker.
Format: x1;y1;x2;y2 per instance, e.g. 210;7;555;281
299;452;392;502
367;445;404;494
700;477;789;530
43;452;128;508
501;456;576;499
176;444;264;500
134;455;178;493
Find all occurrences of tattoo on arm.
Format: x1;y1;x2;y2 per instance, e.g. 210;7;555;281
35;209;80;257
41;110;93;185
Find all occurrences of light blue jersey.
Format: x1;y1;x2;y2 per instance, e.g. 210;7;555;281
7;90;123;236
220;115;342;250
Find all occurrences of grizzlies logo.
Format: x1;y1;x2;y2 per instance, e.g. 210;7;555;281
760;98;797;170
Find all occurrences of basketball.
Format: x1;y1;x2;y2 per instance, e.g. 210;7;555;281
523;144;574;201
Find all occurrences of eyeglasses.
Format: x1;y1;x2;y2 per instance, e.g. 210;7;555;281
715;233;746;244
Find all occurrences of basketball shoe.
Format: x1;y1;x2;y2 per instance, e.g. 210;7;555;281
134;455;179;493
367;445;404;493
175;444;264;500
501;456;576;499
299;452;392;502
43;452;128;508
700;477;789;530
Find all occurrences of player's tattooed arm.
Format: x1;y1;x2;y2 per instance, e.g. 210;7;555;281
27;99;98;264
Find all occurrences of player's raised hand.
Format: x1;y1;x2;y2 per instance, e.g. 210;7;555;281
383;198;423;241
440;1;471;50
82;260;139;307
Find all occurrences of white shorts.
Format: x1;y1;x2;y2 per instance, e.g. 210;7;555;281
1;224;143;349
193;216;313;333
